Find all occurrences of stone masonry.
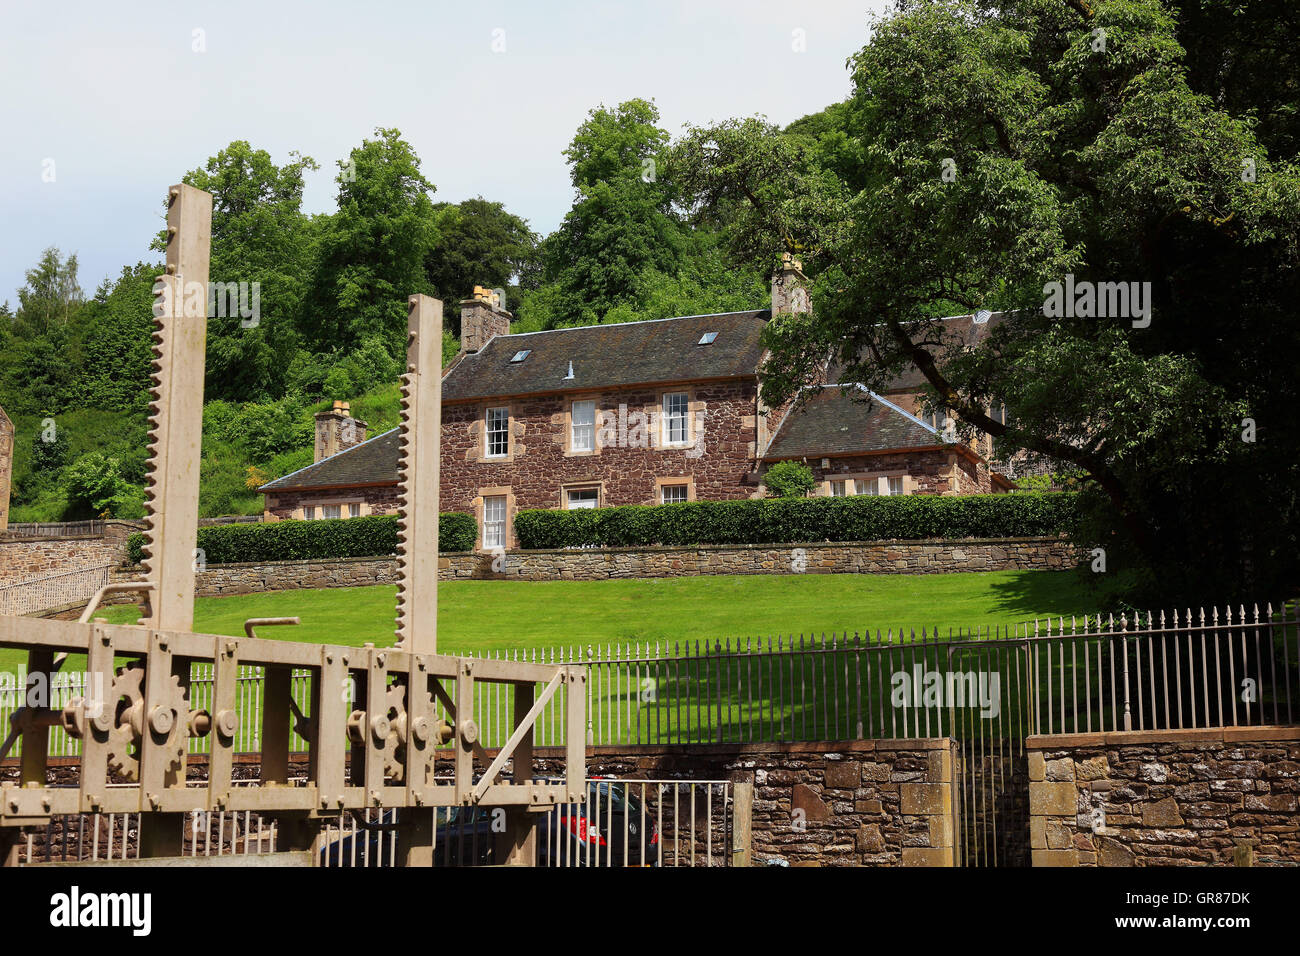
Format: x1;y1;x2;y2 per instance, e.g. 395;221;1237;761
1028;727;1300;866
100;536;1078;599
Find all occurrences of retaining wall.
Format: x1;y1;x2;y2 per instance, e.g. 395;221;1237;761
1027;726;1300;866
103;536;1076;598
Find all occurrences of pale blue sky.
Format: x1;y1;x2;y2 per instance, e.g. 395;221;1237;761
0;0;888;303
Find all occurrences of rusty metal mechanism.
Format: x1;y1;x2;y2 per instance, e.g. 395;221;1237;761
0;184;586;866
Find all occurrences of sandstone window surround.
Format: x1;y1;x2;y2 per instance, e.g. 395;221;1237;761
485;406;510;458
654;475;696;504
660;391;691;448
292;496;372;520
561;481;603;510
474;485;515;550
565;397;600;457
822;471;914;497
475;403;520;463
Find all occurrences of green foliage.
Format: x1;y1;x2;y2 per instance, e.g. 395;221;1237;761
426;198;539;330
62;453;144;519
678;0;1300;603
126;512;477;564
306;128;436;356
514;493;1077;549
763;460;817;498
172;141;320;403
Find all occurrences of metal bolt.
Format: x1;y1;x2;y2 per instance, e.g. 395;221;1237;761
377;653;386;666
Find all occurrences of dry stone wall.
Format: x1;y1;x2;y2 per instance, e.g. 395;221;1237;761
104;536;1076;598
1028;727;1300;866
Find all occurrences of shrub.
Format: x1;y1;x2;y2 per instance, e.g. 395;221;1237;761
127;512;477;565
763;460;817;498
513;492;1077;549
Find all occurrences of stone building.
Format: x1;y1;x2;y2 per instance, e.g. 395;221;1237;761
261;262;1014;549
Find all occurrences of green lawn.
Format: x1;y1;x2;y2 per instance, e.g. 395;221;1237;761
3;569;1089;669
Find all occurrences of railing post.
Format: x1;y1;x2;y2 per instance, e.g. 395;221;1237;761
1121;615;1132;732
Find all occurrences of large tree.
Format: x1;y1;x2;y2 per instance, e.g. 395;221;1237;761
173;141;319;402
307;128;437;355
680;0;1300;602
425;197;539;331
538;99;687;327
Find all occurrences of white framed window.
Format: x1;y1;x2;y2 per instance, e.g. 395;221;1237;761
483;495;507;549
348;503;361;518
303;505;316;520
830;480;847;497
661;484;689;504
571;400;595;452
322;504;341;520
566;487;599;510
887;476;905;496
855;479;879;496
662;392;689;446
485;407;509;458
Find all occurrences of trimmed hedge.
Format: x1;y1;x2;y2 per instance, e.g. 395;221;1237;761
513;493;1077;550
126;512;477;565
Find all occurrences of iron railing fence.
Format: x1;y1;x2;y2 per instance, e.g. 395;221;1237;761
2;603;1296;759
0;563;115;617
12;778;732;867
316;778;732;868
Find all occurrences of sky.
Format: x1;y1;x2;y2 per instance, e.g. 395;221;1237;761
0;0;890;304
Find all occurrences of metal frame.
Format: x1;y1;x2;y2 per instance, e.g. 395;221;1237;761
0;184;586;866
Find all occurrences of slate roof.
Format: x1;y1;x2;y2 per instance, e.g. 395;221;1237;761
764;385;947;460
825;312;1010;392
441;310;770;402
260;428;400;492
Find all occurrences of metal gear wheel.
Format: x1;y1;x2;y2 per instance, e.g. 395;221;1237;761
105;661;188;782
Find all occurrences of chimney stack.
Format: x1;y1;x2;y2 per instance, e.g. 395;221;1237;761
771;253;810;316
314;400;368;462
460;285;512;353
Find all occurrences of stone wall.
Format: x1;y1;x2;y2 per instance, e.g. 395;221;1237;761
1027;727;1300;866
540;739;959;867
104;536;1077;598
0;521;139;586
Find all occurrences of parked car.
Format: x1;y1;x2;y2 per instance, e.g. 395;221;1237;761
318;779;659;867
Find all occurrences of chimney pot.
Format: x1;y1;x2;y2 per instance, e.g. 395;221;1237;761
314;402;369;462
460;284;512;353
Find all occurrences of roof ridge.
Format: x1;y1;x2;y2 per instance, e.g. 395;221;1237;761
261;426;399;490
490;309;767;341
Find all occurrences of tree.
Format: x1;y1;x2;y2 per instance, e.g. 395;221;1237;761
170;141;320;402
426;198;539;332
682;0;1300;602
763;460;817;499
69;263;158;413
15;247;84;336
541;99;687;326
307;128;436;355
62;453;142;519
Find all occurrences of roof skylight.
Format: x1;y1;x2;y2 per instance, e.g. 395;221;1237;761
698;331;718;345
510;349;531;363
